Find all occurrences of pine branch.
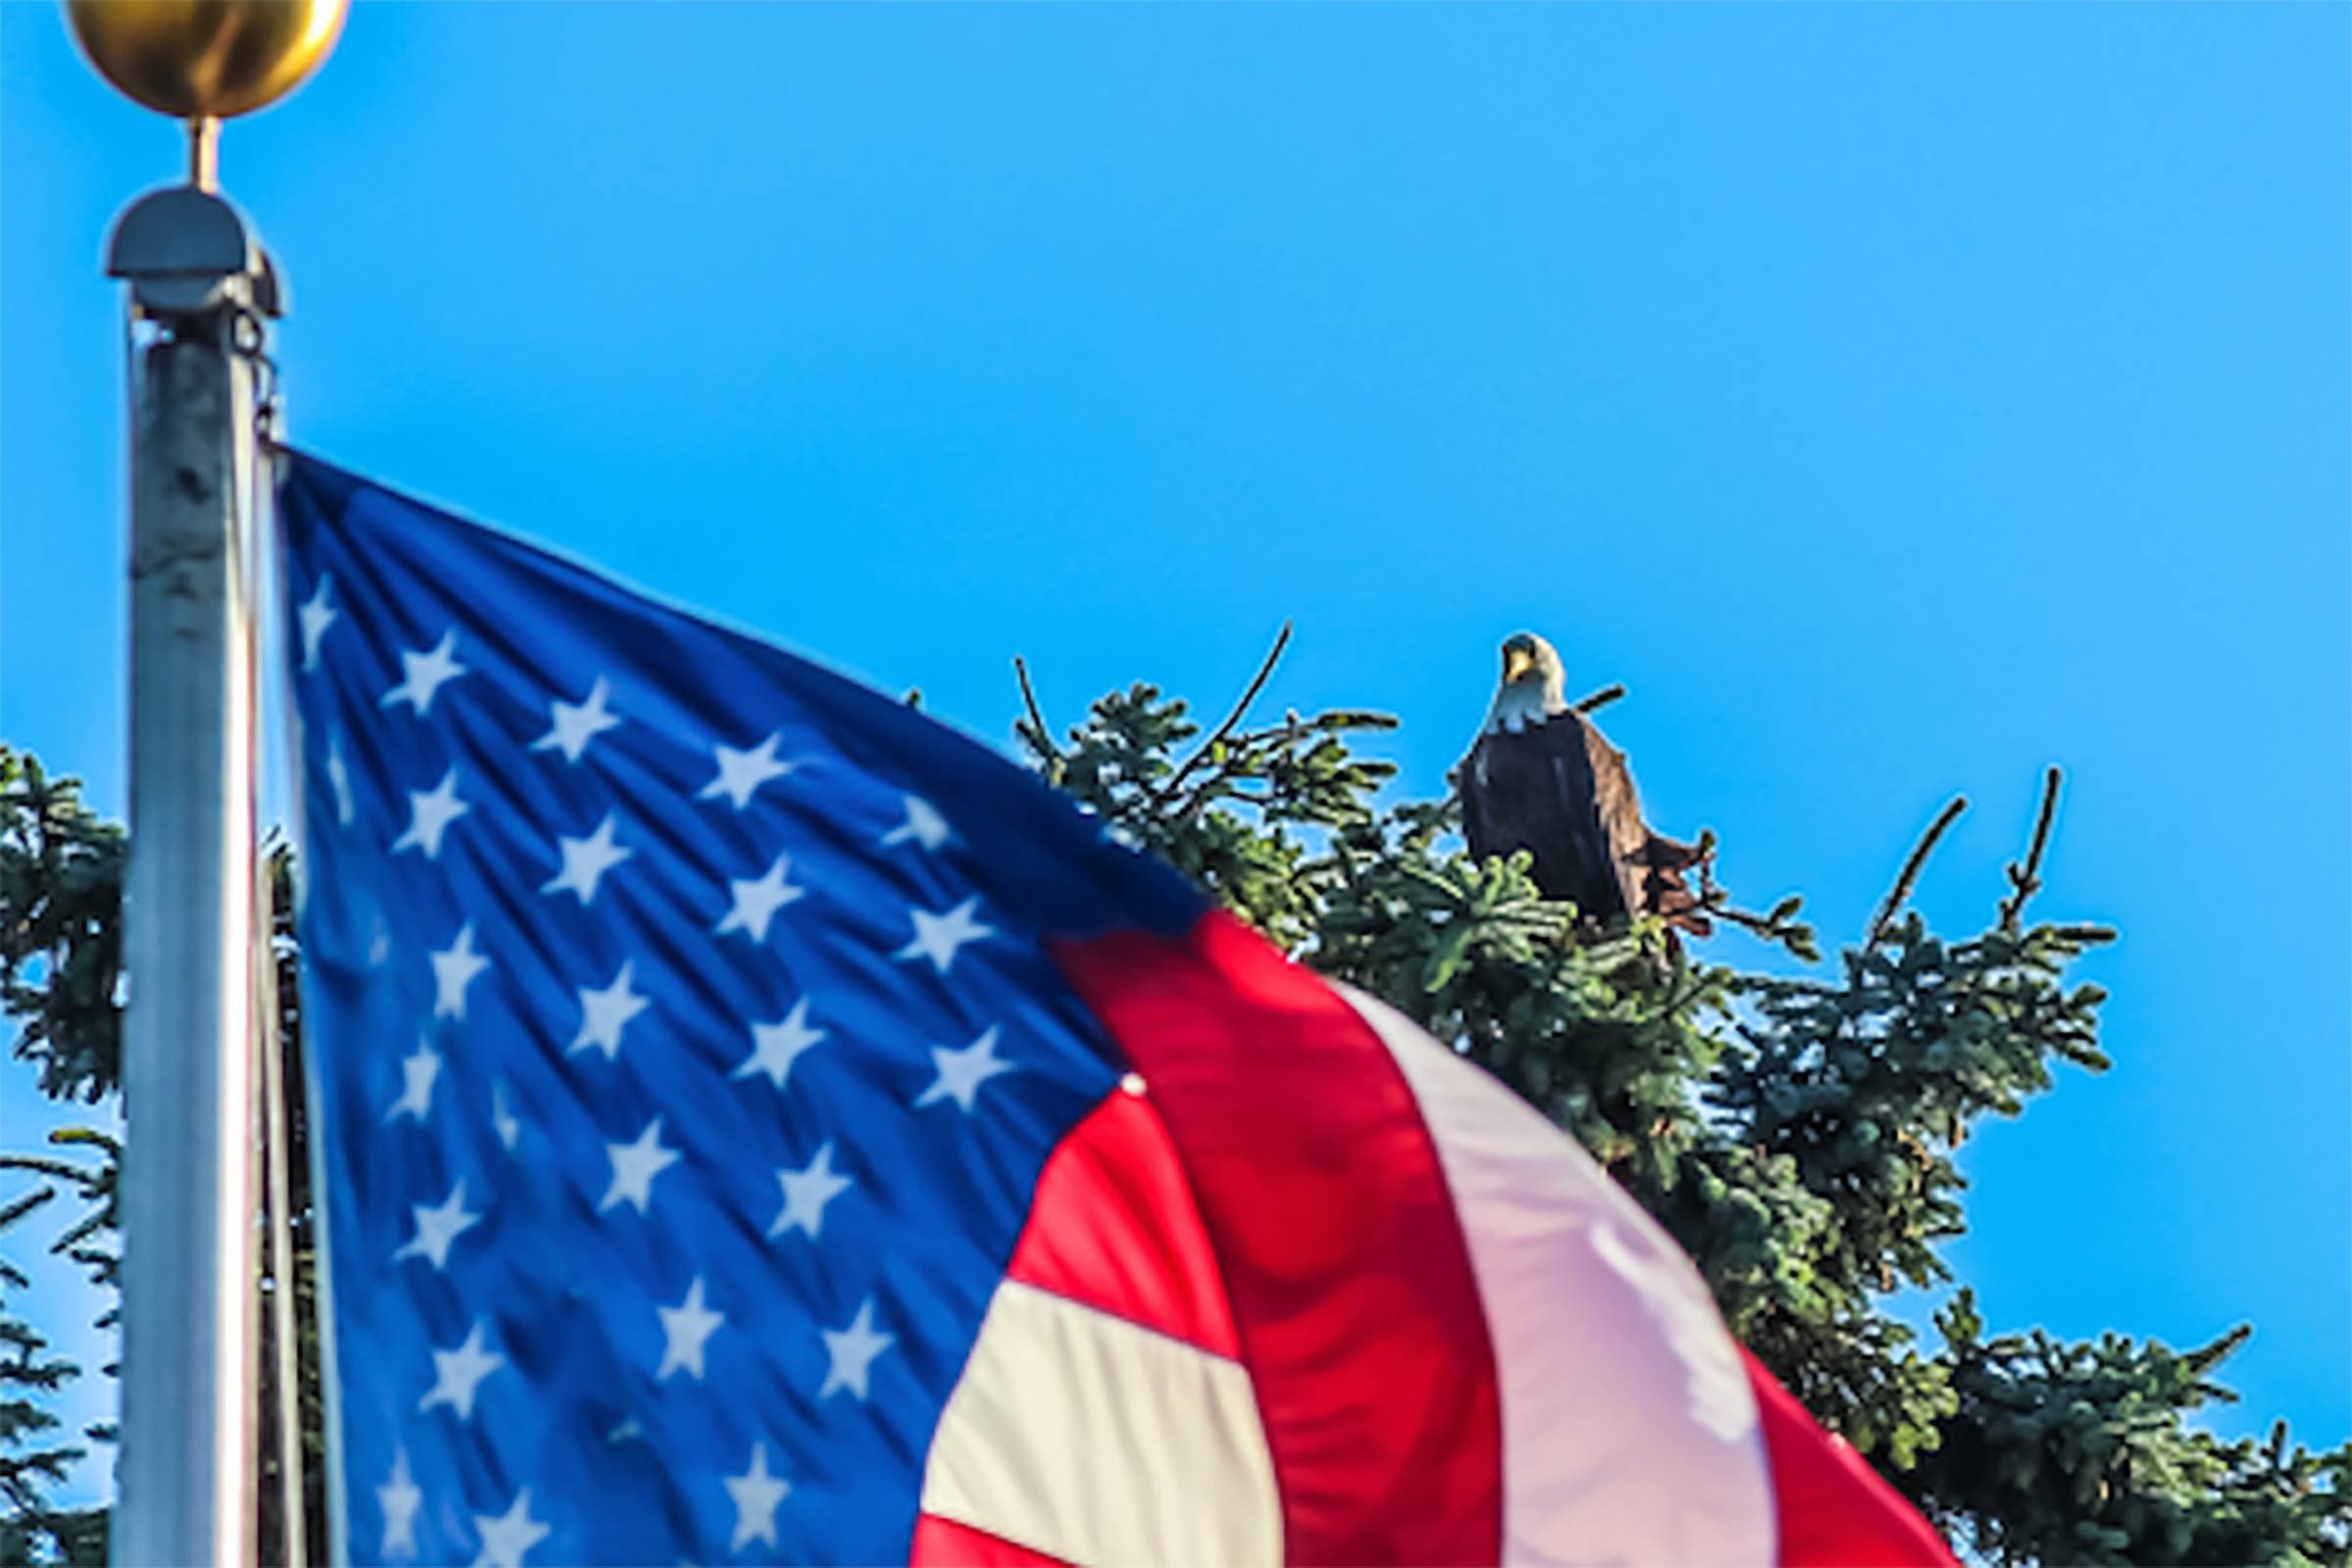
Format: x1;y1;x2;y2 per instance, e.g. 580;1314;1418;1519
1998;767;2063;932
1151;621;1292;811
1868;796;1969;947
1010;656;1060;769
0;1188;56;1233
1573;682;1627;714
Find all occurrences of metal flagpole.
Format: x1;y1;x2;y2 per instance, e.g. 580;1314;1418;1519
109;143;270;1568
63;5;346;1562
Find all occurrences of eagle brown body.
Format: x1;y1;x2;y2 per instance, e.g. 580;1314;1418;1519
1460;633;1710;934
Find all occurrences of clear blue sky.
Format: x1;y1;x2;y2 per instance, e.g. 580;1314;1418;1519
4;2;2345;1498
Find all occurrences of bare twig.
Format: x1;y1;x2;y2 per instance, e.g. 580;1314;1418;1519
1691;833;1820;960
1867;795;1969;947
1152;620;1293;809
1011;656;1060;763
1698;892;1795;944
1574;682;1628;715
1998;767;2063;931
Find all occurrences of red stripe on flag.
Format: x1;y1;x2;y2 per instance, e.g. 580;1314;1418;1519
1054;911;1502;1566
911;1512;1076;1567
1743;1348;1957;1567
1003;1084;1242;1358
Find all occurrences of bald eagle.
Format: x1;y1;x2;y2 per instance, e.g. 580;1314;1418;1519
1459;632;1711;935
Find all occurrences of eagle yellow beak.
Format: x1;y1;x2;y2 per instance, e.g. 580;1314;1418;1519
1502;646;1536;684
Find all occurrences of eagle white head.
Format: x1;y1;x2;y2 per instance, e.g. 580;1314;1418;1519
1486;630;1569;734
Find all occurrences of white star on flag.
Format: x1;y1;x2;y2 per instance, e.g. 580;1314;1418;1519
541;813;632;906
715;853;806;943
567;960;650;1061
376;1447;422;1560
655;1275;724;1382
470;1488;551;1568
393;1179;480;1271
768;1143;853;1241
429;923;490;1020
724;1444;791;1552
734;998;825;1090
916;1025;1016;1113
298;574;337;671
418;1320;505;1421
385;1040;441;1124
531;674;620;764
325;735;356;826
379;629;467;716
818;1297;894;1401
881;794;951;852
490;1081;520;1152
896;896;993;975
391;766;471;859
699;733;800;810
600;1117;680;1215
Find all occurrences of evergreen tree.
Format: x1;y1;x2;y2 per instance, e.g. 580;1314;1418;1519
1;1186;86;1566
1014;636;2349;1566
1;750;118;1566
0;1143;112;1568
5;624;2349;1564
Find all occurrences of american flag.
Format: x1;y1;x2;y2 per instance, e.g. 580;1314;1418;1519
279;451;1950;1568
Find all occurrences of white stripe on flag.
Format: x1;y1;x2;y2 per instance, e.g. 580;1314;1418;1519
920;1278;1280;1566
1342;986;1779;1568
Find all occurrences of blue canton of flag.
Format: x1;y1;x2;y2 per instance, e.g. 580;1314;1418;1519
277;453;1197;1567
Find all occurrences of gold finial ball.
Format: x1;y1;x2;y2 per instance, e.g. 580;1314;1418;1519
67;0;347;121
